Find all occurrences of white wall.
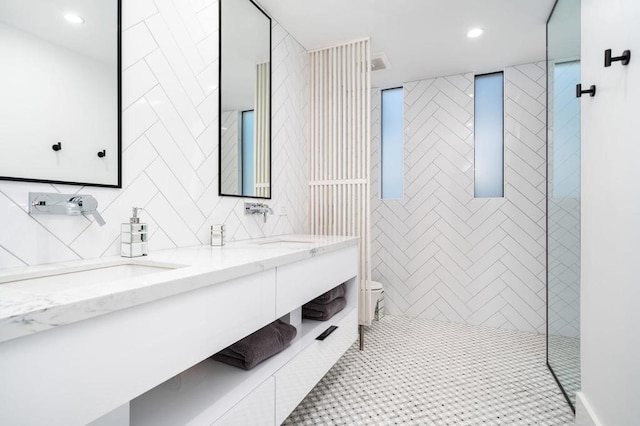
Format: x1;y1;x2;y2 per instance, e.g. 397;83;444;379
0;0;309;268
579;0;640;424
371;62;547;333
0;23;117;185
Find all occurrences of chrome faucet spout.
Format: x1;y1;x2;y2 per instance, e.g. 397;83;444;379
87;209;106;226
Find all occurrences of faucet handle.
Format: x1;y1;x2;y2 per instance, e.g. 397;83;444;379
70;195;106;226
70;195;98;211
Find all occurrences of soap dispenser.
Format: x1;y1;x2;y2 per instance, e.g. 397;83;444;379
121;207;148;257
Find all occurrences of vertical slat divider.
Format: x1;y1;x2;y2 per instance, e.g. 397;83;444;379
365;42;372;283
330;46;334;183
346;44;351;184
346;44;351;238
310;52;322;233
312;53;315;233
336;47;341;235
344;46;353;179
308;39;372;324
322;49;328;234
338;45;343;182
314;51;319;234
331;47;337;234
356;42;361;181
313;51;317;234
358;43;369;300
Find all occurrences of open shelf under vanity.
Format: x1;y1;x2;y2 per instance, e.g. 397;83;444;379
130;266;358;426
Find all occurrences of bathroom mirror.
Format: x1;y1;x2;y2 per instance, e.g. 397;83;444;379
0;0;121;187
546;0;581;411
219;0;271;198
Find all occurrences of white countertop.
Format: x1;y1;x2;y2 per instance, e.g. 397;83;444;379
0;234;358;344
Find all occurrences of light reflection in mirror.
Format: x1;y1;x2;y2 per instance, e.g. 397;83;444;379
219;0;271;198
0;0;120;187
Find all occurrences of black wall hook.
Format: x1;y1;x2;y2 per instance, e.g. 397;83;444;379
52;142;62;151
97;150;106;158
576;84;596;98
605;49;631;67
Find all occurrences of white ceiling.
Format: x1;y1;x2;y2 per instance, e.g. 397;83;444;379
258;0;556;88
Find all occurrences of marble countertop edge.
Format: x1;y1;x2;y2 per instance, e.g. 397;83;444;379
0;235;358;344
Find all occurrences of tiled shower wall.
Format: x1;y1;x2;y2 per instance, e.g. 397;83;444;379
371;62;547;333
0;0;309;268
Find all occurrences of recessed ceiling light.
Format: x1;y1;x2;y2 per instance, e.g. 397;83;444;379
64;13;85;24
467;28;483;38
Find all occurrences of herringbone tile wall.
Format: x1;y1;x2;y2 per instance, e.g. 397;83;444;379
0;0;309;268
371;62;547;333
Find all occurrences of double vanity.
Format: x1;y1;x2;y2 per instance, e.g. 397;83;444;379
0;235;359;426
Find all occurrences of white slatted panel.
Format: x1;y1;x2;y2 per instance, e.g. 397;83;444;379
255;62;271;198
309;39;372;325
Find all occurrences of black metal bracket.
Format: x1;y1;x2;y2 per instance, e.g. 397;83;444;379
52;142;62;151
576;84;596;98
605;49;631;67
98;150;106;158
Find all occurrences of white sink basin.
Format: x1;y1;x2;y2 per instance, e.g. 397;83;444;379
0;262;181;293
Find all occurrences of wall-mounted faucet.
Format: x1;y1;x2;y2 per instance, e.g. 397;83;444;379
244;202;274;223
29;192;106;226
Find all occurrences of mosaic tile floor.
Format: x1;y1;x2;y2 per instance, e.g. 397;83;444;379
283;316;574;426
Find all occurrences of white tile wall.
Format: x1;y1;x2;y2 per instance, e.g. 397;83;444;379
371;62;547;333
0;0;309;268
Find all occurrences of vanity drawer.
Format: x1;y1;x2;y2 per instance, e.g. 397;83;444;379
274;307;358;424
276;245;358;317
213;377;275;426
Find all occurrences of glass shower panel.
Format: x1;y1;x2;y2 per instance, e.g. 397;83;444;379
546;0;581;411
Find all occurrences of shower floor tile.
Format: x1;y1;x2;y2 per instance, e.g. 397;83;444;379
283;316;574;426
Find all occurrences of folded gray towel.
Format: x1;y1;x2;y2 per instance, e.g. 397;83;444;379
311;283;346;304
212;320;297;370
303;297;347;321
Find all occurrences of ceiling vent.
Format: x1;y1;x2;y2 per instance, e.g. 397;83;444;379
371;52;391;71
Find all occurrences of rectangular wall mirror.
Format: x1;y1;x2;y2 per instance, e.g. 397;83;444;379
219;0;271;199
0;0;121;188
